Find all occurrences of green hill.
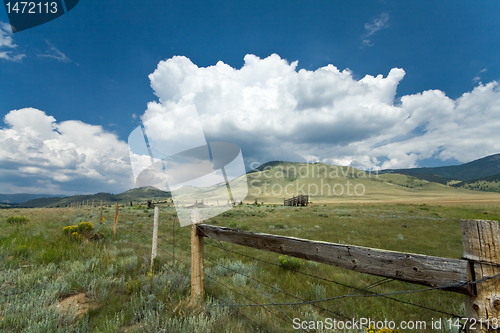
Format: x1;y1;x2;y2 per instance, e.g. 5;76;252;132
451;173;500;193
0;193;66;204
383;153;500;182
171;162;500;204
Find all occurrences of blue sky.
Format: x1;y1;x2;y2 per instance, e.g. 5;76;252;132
1;0;499;194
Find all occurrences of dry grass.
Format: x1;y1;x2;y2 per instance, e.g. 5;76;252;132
1;199;499;332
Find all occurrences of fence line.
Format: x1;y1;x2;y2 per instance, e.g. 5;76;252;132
135;207;499;331
191;216;500;331
204;242;462;318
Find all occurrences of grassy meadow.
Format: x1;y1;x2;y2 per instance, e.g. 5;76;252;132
2;196;500;332
173;163;500;206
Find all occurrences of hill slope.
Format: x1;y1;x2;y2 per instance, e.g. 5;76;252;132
451;173;500;193
0;193;66;204
383;153;500;182
172;162;500;204
6;157;500;208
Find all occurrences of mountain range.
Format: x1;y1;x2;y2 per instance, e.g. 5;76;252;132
1;187;171;208
1;153;500;208
382;153;500;187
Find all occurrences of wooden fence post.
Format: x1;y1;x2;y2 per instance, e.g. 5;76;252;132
461;219;500;332
91;199;94;215
151;206;159;271
99;200;103;223
190;210;204;306
114;202;119;237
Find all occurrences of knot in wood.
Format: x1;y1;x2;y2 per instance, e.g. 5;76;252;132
494;299;500;310
472;303;480;311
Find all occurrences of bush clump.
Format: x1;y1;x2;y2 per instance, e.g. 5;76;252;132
62;225;78;235
5;216;30;224
77;221;94;233
63;222;94;235
279;255;301;272
71;231;83;241
62;222;95;242
90;231;105;241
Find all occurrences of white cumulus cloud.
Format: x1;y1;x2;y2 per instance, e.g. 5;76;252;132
0;108;134;194
144;54;500;171
2;54;499;194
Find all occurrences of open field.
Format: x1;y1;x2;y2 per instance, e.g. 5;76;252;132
1;199;500;332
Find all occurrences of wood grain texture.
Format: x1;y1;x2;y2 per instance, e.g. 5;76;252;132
113;202;119;237
197;224;470;295
462;219;500;332
150;206;159;270
190;213;204;305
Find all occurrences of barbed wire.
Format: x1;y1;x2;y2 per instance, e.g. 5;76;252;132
195;226;307;333
204;272;310;332
161;223;500;321
210;271;500;309
204;239;463;318
203;256;353;322
155;251;284;332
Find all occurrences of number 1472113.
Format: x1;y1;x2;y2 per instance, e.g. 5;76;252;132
5;2;58;14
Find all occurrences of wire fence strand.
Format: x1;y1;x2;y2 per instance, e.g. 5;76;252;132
204;238;464;318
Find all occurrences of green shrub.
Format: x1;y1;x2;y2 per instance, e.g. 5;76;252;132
337;212;351;217
238;224;249;231
228;220;238;228
71;232;83;241
232;273;247;287
5;216;30;224
90;231;105;241
63;222;94;241
279;255;301;272
77;221;94;233
274;223;287;229
12;244;29;258
62;225;78;235
152;256;166;274
125;277;142;294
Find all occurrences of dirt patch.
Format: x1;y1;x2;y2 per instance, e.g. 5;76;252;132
57;293;94;316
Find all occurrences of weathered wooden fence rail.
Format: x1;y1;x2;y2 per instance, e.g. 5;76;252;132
189;217;500;332
197;224;470;294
